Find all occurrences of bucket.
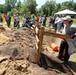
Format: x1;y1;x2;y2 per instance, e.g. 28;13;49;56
49;42;59;51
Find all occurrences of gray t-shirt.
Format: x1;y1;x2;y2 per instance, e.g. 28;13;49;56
62;24;76;55
22;17;26;23
62;24;76;35
16;16;20;22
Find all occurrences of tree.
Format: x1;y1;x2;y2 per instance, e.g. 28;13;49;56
61;1;73;10
0;4;4;13
16;0;22;12
0;0;75;16
5;0;17;8
55;3;61;12
72;2;76;11
26;0;38;14
20;1;30;15
39;0;56;16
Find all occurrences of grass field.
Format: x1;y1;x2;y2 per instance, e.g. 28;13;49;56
72;18;76;25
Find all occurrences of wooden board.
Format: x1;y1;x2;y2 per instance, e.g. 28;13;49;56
44;31;70;39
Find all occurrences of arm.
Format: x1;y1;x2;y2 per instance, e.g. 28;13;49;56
70;25;76;34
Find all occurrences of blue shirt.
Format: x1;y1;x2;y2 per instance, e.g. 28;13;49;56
7;15;10;20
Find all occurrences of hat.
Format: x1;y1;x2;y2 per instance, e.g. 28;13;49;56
62;16;71;21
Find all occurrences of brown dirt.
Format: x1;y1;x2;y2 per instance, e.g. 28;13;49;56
0;26;76;75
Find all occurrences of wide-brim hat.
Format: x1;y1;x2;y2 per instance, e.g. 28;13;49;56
62;16;71;21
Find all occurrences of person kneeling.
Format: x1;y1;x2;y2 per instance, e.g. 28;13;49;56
57;16;76;63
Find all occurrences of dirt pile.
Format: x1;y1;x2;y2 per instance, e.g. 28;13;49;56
0;27;73;75
0;28;37;62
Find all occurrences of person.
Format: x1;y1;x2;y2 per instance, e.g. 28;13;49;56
31;15;35;24
48;16;53;28
15;14;20;29
36;16;39;22
25;15;31;28
30;15;35;27
0;14;3;22
4;13;7;23
54;15;59;32
14;14;17;28
57;16;76;63
6;13;11;27
56;15;63;32
22;14;26;27
42;15;47;26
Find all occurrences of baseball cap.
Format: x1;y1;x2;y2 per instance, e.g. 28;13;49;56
62;16;71;21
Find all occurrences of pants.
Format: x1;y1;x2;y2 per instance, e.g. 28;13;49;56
54;24;57;32
7;20;11;27
58;40;70;62
57;23;62;32
15;21;20;29
42;21;46;26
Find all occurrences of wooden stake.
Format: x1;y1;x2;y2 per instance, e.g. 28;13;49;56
37;27;44;64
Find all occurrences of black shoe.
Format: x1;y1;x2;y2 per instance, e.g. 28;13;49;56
64;55;70;64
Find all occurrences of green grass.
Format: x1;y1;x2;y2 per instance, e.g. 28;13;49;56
72;18;76;25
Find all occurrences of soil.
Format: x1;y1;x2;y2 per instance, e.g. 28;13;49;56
0;25;76;75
